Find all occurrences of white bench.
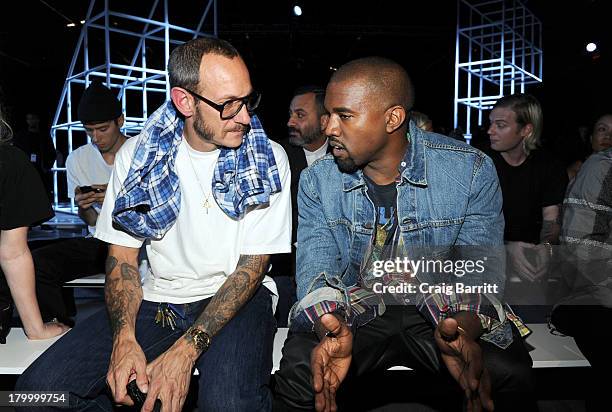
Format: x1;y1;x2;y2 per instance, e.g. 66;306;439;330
0;328;64;375
64;273;106;288
64;262;148;288
0;324;590;376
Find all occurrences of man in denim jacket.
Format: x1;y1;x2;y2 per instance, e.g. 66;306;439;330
273;57;535;412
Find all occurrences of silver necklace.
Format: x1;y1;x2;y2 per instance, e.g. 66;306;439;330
185;145;213;213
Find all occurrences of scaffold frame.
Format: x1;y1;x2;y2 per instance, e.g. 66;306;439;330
453;0;543;143
51;0;217;212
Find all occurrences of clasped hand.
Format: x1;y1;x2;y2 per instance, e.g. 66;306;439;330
107;337;195;412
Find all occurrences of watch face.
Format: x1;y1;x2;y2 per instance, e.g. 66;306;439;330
189;327;211;352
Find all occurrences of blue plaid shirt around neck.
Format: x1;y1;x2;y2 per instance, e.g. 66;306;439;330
112;101;282;240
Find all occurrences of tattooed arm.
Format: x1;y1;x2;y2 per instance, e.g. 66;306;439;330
104;244;148;406
140;254;270;412
105;245;143;339
190;254;270;340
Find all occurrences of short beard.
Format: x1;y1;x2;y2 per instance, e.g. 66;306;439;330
193;108;216;143
288;125;320;148
334;156;359;174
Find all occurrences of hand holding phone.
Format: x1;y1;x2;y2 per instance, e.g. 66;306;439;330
79;185;103;194
76;184;106;210
126;379;161;412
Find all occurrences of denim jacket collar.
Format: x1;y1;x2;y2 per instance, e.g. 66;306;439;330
341;170;366;192
341;120;427;192
401;121;428;186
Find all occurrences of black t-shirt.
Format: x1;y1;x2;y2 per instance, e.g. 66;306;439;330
0;144;54;230
364;174;399;252
486;149;568;244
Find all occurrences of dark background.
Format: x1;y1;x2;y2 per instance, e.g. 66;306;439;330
0;0;609;160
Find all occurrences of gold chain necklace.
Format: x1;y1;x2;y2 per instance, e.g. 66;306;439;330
185;145;213;213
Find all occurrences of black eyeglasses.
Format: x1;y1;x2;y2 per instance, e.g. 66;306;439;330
183;88;261;120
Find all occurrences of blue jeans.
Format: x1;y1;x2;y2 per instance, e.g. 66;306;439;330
16;286;276;411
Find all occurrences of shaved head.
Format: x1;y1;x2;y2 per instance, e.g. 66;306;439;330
330;57;414;111
323;57;414;177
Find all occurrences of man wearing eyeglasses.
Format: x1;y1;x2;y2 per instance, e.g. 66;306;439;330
17;37;292;412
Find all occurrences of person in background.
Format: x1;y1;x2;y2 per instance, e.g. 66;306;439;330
0;105;69;343
566;114;612;181
410;110;433;132
551;145;612;411
12;112;57;199
589;113;612;154
283;85;330;246
272;85;331;325
486;93;568;315
28;79;128;326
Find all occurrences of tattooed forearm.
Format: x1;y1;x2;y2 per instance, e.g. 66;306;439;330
239;254;269;273
105;256;118;275
105;276;128;337
121;263;142;288
185;255;269;350
104;254;143;341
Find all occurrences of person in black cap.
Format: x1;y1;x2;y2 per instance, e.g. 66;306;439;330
29;79;128;326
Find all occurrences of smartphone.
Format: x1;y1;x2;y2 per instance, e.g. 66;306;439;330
80;185;103;193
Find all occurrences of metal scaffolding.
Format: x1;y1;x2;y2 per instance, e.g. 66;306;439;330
453;0;543;143
51;0;217;212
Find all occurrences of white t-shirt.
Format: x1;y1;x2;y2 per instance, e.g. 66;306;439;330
66;143;115;234
95;135;292;305
304;140;329;166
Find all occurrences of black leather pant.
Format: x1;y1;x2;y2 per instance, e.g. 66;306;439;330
273;306;536;411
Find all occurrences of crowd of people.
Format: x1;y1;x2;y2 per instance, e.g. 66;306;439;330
0;36;609;412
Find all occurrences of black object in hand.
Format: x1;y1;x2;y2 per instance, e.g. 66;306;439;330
79;185;103;193
126;379;161;412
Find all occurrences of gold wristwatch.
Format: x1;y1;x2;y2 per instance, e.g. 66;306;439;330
186;326;211;353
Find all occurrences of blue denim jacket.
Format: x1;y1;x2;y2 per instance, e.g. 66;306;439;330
292;122;515;349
